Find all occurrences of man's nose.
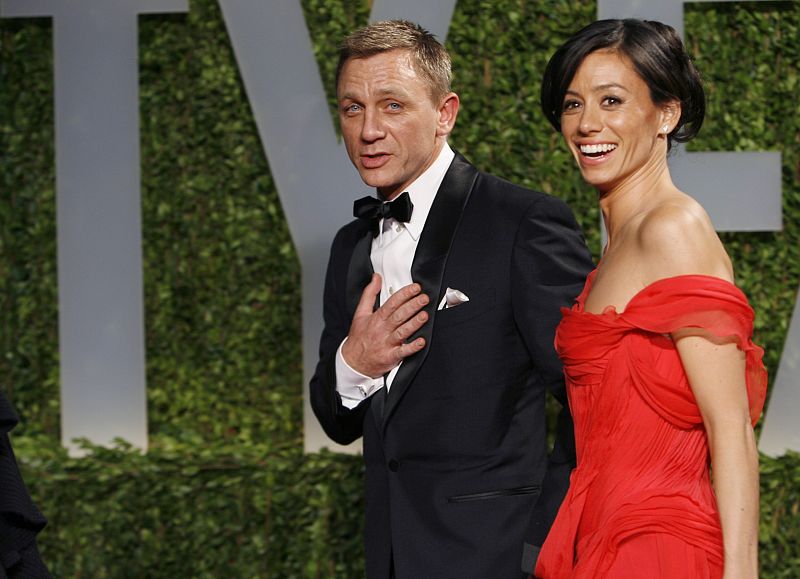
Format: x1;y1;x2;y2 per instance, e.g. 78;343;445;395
361;109;385;141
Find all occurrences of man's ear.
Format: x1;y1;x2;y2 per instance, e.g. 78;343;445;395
436;92;460;137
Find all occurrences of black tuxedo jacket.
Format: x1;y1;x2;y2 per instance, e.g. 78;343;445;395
0;393;50;578
311;154;593;579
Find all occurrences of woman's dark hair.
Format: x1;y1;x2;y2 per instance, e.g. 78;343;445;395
540;19;705;150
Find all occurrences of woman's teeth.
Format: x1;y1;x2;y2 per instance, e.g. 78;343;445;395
580;143;617;155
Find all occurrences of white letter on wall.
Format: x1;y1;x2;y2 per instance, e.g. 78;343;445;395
0;0;188;453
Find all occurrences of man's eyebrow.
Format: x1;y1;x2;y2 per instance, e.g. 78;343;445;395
338;86;411;101
376;86;410;97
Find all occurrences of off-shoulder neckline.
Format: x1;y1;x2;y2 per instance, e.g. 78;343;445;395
576;269;743;317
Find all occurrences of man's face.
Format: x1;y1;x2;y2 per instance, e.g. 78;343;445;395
337;49;456;200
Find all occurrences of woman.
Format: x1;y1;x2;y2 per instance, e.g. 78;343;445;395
535;19;766;578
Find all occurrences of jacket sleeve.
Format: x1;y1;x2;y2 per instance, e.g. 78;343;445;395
308;228;372;446
0;394;51;578
509;194;594;571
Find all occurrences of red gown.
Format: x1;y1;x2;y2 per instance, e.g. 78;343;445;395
535;271;767;578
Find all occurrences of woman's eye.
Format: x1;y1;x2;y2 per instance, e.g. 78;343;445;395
603;96;622;106
562;100;581;112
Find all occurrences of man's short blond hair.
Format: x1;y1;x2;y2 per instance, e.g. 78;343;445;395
336;20;452;103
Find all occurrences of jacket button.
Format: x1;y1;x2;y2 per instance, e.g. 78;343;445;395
388;459;399;472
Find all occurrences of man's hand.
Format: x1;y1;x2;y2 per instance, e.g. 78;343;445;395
341;274;429;378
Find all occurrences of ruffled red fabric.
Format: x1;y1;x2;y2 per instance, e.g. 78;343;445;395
535;272;767;579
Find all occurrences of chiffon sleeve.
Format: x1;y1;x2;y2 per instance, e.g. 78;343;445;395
619;275;767;427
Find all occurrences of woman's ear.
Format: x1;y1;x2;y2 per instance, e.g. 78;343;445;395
660;100;682;134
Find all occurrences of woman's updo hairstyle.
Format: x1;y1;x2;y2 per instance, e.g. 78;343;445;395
540;19;705;150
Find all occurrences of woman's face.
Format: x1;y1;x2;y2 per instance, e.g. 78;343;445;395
560;49;675;193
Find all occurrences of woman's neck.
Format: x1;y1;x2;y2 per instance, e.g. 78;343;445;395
599;154;677;248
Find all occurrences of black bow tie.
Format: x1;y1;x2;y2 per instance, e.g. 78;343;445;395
353;192;414;236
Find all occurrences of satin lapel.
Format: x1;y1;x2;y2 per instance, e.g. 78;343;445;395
343;225;386;431
345;226;374;321
382;154;479;428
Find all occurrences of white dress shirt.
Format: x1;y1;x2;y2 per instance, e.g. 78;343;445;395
335;143;455;409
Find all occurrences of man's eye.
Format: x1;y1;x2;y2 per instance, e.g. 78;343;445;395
343;104;361;114
388;102;401;110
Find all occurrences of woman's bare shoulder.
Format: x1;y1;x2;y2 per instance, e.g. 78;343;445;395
634;192;733;283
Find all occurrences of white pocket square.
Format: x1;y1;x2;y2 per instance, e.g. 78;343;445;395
437;287;470;311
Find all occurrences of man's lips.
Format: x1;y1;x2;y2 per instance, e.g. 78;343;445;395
360;153;390;169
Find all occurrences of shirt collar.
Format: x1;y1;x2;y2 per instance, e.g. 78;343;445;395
400;142;454;241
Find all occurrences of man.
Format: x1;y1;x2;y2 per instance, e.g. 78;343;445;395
310;20;593;579
0;392;51;578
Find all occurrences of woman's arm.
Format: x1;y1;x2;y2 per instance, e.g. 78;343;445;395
639;198;759;578
675;334;759;579
637;200;759;579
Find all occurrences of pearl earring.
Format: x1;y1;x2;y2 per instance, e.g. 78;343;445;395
662;125;670;133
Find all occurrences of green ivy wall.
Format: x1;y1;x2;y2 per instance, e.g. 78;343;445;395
1;0;798;576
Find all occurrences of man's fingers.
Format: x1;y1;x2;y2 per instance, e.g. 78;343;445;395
354;273;382;317
379;282;422;318
393;310;428;342
395;337;426;360
388;292;429;327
